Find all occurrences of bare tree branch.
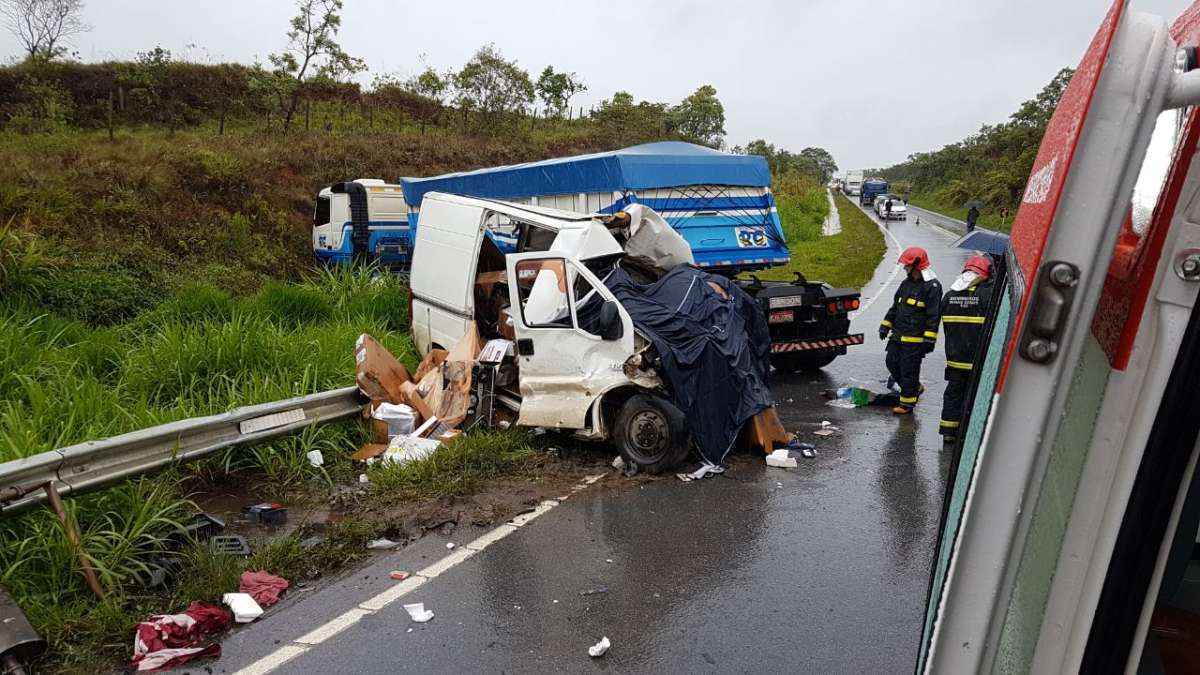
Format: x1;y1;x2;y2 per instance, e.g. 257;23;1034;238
0;0;89;60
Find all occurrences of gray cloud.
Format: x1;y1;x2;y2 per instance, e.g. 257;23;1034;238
3;0;1186;172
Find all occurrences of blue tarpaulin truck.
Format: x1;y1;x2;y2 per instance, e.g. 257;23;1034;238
315;142;863;371
859;178;889;207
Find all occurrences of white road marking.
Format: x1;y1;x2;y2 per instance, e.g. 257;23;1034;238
293;608;372;645
232;477;602;675
856;205;906;316
233;644;309;675
417;546;477;578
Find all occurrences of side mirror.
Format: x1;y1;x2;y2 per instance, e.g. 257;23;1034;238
598;301;623;341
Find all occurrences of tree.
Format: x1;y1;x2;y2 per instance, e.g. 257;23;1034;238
535;66;586;117
670;84;725;148
268;0;364;132
1010;67;1075;128
451;44;534;129
0;0;89;60
799;147;837;182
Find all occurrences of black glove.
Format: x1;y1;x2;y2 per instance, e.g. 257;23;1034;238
879;326;890;341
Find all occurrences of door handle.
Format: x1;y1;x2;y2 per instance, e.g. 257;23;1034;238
517;338;534;356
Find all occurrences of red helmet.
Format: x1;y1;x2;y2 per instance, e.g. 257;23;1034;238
963;255;992;279
898;246;930;271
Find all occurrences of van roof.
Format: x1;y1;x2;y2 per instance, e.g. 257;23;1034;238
423;191;598;231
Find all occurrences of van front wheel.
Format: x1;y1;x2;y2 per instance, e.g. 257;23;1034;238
614;394;690;474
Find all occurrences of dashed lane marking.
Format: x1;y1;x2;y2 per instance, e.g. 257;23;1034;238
231;475;607;675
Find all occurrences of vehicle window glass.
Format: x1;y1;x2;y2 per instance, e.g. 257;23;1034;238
1131;108;1187;236
918;281;1014;669
572;267;606;337
524;225;557;252
314;195;330;226
514;258;572;328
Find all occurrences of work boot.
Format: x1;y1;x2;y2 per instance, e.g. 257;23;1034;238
892;405;913;416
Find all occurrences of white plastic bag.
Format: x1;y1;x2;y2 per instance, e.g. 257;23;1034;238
373;402;416;439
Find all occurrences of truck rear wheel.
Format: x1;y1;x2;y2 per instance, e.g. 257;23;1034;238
772;350;838;373
614;394;691;474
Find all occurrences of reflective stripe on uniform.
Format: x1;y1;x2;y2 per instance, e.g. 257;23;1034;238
947;360;973;370
943;315;985;324
899;335;925;343
905;298;916;305
880;320;892;328
923;331;938;340
916;300;926;308
939;420;960;428
900;395;919;404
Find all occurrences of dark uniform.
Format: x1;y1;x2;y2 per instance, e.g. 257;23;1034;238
938;279;994;436
881;276;943;410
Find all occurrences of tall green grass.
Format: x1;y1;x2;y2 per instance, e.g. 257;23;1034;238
0;265;415;669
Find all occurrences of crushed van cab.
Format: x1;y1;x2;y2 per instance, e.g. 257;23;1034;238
409;192;775;472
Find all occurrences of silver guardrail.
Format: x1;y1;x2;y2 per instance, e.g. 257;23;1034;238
0;387;363;513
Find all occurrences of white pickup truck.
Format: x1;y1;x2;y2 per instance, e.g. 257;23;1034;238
408;192;698;471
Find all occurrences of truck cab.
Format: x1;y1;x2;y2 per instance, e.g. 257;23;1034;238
859;178;889;207
312;179;411;268
920;2;1200;671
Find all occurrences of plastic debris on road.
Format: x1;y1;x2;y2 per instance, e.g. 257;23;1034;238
765;449;797;468
588;636;611;657
446;542;456;550
390;570;411;581
403;602;435;623
611;456;626;471
306;449;324;467
677;461;725;482
580;586;609;596
222;593;264;623
367;538;399;550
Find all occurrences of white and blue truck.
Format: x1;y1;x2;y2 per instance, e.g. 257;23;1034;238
312;179;412;268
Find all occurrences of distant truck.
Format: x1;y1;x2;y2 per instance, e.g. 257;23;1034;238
312;179;412;268
844;170;864;196
859;178;889;206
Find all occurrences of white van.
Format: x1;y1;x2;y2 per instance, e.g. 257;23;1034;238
408;192;689;471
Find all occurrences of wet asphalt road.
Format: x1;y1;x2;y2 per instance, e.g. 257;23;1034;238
211;203;970;674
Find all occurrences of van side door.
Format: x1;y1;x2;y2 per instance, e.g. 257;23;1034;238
504;252;634;430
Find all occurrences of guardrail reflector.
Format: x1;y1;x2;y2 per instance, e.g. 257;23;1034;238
239;409;306;435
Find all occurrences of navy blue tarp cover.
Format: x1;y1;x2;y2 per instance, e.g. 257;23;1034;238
400;142;771;206
597;265;774;464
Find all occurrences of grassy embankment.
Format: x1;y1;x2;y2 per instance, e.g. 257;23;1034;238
753;178;886;289
0;121;638;669
907;194;1015;233
0;245;558;668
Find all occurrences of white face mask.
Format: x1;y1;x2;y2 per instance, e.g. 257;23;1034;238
950;271;979;291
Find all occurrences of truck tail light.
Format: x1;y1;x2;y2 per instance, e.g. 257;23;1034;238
769;310;794;324
849;298;860;310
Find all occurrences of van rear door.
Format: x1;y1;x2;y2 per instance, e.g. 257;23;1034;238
409;194;488;354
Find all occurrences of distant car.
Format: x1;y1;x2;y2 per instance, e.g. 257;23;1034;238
874;194;907;221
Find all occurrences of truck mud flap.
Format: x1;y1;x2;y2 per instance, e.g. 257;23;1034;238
771;334;864;353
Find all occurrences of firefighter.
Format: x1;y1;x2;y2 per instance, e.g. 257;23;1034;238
938;255;995;440
879;247;942;415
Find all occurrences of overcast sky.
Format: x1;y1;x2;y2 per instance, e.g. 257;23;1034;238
0;0;1187;172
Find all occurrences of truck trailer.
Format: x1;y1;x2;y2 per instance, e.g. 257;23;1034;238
398;142;863;372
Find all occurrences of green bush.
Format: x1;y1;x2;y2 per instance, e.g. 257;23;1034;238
253;281;334;326
33;262;162;326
